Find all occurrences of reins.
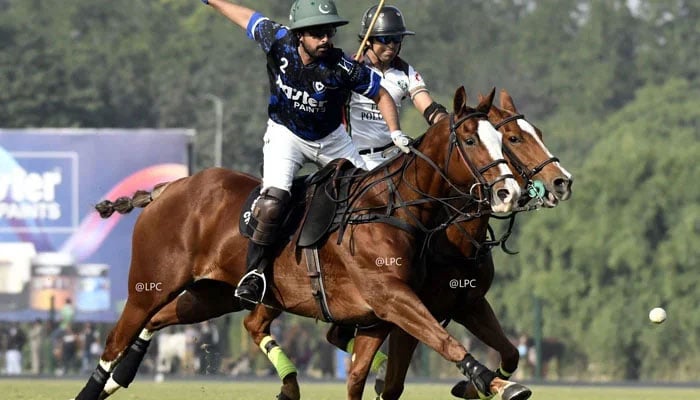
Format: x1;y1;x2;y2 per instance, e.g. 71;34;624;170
326;111;515;258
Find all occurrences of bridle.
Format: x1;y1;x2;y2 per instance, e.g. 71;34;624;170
493;113;560;185
332;110;518;255
445;113;562;256
443;112;514;203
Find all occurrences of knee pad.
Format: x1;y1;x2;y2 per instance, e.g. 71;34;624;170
250;187;291;245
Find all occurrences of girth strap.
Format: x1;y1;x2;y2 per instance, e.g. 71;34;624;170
303;247;334;323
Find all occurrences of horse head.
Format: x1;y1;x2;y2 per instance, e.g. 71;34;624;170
486;89;573;207
427;86;521;213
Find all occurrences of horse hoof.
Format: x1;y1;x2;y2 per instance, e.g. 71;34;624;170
499;382;532;400
276;392;293;400
450;380;492;399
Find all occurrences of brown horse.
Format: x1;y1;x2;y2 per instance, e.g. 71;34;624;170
72;87;527;400
365;89;573;400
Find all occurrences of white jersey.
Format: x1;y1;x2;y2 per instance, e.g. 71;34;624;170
347;57;427;152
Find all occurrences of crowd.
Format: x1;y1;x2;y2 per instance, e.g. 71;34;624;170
0;319;101;376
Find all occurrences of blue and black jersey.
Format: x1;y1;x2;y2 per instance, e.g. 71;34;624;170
247;12;381;141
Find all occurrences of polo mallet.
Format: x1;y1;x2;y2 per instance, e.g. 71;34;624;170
354;0;386;61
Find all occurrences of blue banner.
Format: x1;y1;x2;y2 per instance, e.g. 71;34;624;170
0;129;193;322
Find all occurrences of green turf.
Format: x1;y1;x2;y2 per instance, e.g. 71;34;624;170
1;379;698;400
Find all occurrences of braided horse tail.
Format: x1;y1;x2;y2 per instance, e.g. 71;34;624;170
94;182;172;219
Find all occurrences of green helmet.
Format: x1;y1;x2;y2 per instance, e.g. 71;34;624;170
289;0;348;31
359;5;415;37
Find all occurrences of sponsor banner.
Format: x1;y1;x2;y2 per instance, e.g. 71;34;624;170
0;129;193;321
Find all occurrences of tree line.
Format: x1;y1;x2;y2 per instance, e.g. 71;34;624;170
1;0;698;380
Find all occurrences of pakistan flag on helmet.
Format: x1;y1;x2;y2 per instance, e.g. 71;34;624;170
289;0;348;31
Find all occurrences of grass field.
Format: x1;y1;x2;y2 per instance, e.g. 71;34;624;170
1;379;699;400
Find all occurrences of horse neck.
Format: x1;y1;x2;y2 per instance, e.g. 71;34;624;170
445;212;490;254
365;127;474;227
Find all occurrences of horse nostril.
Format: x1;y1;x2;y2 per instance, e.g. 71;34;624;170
497;188;511;201
554;177;572;192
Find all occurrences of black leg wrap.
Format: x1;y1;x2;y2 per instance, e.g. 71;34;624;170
112;338;151;388
450;380;470;398
75;365;109;400
374;378;385;398
456;354;496;397
336;326;356;350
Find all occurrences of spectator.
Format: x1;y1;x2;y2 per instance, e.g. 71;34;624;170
5;323;27;375
58;324;79;375
79;323;100;373
88;330;103;372
196;321;220;375
59;298;75;331
28;319;44;374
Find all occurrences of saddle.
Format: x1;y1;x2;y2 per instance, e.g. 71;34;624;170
238;159;362;322
238;158;361;248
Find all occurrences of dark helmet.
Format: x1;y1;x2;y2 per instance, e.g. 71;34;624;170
358;5;415;38
289;0;348;31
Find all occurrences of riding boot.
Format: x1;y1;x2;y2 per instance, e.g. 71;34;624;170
235;186;290;309
235;241;268;308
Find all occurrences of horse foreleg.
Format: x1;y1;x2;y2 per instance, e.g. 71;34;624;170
244;306;300;400
366;280;526;399
458;297;519;375
346;324;391;400
449;297;529;400
100;280;241;399
377;327;420;400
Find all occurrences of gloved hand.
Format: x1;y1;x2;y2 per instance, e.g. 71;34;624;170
201;0;209;4
391;130;413;154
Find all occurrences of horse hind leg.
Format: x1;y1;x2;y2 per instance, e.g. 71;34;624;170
345;324;392;400
99;280;241;399
74;269;194;400
74;297;164;400
325;324;389;396
244;306;300;400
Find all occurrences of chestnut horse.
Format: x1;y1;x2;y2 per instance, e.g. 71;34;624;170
366;90;573;400
72;87;528;400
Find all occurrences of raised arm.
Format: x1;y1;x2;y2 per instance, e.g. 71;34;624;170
203;0;255;31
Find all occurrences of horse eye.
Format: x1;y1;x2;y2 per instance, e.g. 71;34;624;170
464;137;476;146
508;135;520;144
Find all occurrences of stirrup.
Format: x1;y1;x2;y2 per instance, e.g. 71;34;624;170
234;270;267;304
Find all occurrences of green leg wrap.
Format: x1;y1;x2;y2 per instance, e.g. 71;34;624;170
346;338;355;353
344;338;388;373
497;366;513;379
260;336;298;380
370;350;388;373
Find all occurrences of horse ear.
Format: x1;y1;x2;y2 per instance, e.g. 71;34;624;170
453;86;467;115
500;89;517;112
477;87;496;114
